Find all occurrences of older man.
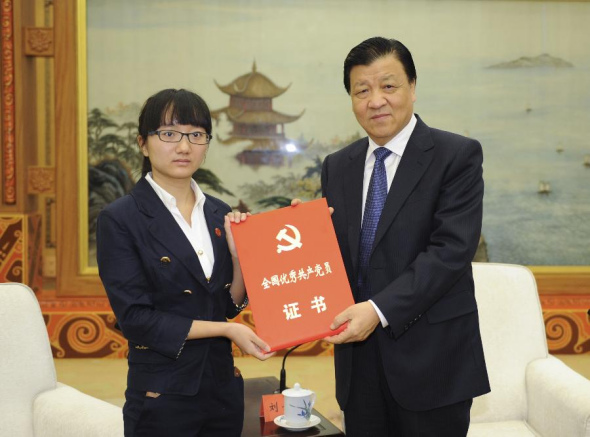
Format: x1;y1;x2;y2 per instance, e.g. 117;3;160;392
322;37;490;436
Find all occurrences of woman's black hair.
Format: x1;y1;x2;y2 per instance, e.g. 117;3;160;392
138;89;212;177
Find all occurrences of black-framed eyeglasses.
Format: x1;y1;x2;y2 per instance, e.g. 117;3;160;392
148;130;212;145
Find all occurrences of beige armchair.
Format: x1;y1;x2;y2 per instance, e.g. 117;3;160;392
0;282;123;437
469;263;590;436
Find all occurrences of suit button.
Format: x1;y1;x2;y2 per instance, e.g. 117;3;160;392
197;250;204;256
183;289;193;295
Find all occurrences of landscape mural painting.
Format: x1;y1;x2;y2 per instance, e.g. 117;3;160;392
84;0;590;268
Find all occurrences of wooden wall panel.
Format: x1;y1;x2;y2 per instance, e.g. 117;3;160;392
0;213;43;292
54;0;102;296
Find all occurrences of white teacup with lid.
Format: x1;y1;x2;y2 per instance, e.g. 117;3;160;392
282;382;316;425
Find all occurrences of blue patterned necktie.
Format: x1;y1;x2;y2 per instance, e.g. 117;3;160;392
357;147;392;302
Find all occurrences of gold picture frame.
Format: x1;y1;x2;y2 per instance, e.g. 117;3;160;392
57;0;590;297
77;0;93;276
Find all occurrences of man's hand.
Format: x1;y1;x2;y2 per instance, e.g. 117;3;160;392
324;302;380;344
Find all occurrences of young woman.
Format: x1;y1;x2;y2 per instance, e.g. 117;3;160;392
96;88;273;436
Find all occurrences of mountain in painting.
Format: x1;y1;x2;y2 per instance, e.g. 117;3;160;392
488;53;573;69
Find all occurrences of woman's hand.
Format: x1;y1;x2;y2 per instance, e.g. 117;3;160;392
227;323;275;361
224;211;250;258
291;198;334;215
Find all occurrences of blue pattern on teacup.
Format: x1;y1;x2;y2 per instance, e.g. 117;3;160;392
290;399;313;421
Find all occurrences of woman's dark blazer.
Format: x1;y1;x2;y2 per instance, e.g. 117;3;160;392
96;177;241;396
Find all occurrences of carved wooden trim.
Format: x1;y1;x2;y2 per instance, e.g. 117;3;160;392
1;0;15;205
27;166;55;194
24;26;54;57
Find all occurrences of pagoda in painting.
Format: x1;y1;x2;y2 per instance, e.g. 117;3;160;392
211;62;305;166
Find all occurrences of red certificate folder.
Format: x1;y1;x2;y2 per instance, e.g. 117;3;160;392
231;198;354;352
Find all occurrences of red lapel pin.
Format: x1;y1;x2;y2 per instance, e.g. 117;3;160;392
215;228;222;237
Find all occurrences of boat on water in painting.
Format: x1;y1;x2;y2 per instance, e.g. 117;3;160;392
538;181;551;194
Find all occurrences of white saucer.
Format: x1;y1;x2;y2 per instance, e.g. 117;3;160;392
274;414;321;431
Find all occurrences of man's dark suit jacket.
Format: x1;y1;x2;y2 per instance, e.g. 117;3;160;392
96;177;241;396
321;115;491;412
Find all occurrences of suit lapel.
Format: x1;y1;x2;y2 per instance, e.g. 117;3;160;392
203;195;227;283
372;116;434;252
131;178;211;289
343;139;369;272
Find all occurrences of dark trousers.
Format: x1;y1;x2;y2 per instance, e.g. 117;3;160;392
344;333;472;437
123;361;244;437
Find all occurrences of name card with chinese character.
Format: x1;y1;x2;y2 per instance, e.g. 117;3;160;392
259;394;284;422
231;198;354;351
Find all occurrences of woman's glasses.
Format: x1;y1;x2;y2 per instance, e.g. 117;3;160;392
148;130;212;145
